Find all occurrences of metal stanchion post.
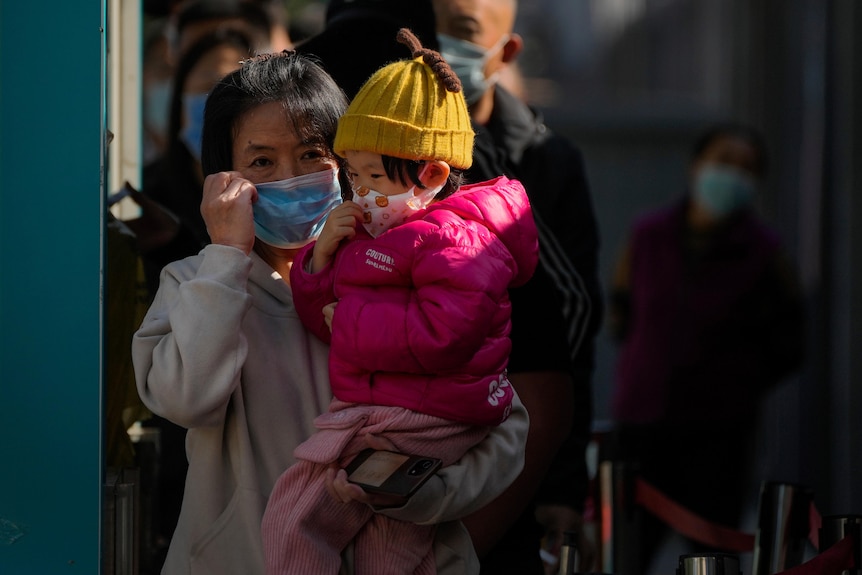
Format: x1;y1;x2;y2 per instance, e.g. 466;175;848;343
102;468;140;575
597;459;642;575
751;481;814;575
819;515;862;575
558;530;580;575
677;553;742;575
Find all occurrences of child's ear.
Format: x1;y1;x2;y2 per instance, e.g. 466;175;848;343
418;160;450;188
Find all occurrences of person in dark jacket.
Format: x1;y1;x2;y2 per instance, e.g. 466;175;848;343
432;0;603;572
294;0;440;100
609;122;805;572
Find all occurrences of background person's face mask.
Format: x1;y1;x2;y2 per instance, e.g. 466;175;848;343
179;92;208;163
692;164;755;218
437;33;509;106
144;80;171;136
253;167;342;249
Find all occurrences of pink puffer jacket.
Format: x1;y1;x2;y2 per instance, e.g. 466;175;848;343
290;176;538;426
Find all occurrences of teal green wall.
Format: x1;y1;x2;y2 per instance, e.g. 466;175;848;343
0;1;105;573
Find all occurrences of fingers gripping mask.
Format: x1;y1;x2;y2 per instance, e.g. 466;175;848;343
352;182;443;238
253;168;343;249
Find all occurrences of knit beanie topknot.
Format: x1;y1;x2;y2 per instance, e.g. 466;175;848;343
334;28;474;169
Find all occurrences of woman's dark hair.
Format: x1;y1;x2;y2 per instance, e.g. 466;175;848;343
690;122;769;178
166;27;256;167
201;50;349;176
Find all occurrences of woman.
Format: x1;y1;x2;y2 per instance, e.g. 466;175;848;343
608;122;805;570
135;29;257;562
132;50;528;575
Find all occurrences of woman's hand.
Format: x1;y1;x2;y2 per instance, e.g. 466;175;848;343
201;171;258;255
311;201;364;272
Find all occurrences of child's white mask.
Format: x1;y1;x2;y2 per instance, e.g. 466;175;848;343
352;183;442;238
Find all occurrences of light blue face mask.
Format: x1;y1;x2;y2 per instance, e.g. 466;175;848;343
437;33;507;106
179;92;208;162
253;167;343;249
144;80;171;136
693;164;755;218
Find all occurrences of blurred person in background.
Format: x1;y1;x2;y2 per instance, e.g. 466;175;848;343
608;122;805;573
143;17;176;163
294;0;440;100
168;0;282;63
248;0;293;51
141;27;258;297
433;0;603;572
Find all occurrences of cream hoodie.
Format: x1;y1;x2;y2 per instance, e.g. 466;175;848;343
133;244;527;575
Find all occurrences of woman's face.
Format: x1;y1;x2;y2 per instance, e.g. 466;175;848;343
188;43;245;96
182;43;248;128
231;101;338;184
689;134;760;221
691;134;760;179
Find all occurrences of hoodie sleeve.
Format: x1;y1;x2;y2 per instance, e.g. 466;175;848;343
132;244;253;428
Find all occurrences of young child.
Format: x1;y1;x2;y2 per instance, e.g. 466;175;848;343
261;29;538;575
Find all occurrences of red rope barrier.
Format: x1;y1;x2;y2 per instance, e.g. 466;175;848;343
626;473;851;571
774;534;855;575
634;477;756;552
808;501;821;549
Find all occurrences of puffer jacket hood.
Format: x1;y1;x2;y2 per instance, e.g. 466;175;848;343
426;176;537;288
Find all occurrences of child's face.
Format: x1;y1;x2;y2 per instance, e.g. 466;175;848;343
343;150;412;197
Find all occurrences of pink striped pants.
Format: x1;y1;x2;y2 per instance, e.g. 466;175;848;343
261;402;489;575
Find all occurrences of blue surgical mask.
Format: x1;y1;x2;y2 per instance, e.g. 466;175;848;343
179;92;208;162
253;167;343;249
693;164;755;218
437;33;508;106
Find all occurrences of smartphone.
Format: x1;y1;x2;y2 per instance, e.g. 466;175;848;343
344;449;442;498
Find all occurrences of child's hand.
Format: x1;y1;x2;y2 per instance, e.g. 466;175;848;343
322;302;337;332
311;201;364;273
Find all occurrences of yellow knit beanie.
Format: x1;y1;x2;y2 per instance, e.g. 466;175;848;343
334;28;474;169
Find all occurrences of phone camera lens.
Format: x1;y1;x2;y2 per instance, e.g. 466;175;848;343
408;459;434;476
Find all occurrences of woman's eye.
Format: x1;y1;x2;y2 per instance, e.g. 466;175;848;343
301;148;326;161
250;157;271;168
